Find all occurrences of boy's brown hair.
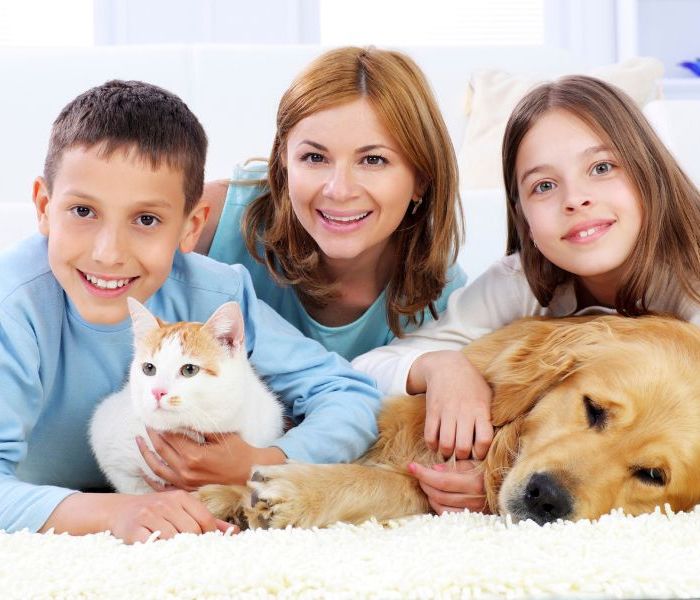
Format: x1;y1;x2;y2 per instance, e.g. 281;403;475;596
502;75;700;314
44;79;207;213
243;46;464;336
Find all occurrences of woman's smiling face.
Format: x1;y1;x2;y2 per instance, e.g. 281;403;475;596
285;97;422;271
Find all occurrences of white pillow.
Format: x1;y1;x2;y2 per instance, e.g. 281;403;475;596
458;57;665;190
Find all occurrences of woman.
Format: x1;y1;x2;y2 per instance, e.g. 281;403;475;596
141;47;483;515
196;46;466;361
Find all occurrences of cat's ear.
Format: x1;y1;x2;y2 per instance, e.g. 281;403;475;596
127;297;160;342
203;302;245;353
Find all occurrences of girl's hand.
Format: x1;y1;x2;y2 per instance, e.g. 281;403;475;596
108;490;234;543
407;460;488;514
136;429;286;491
410;350;494;459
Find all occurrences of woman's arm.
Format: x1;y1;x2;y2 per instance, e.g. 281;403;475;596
194;180;229;255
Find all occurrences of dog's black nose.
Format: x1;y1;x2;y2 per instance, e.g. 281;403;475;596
522;472;573;524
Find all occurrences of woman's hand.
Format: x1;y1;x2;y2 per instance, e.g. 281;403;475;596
136;429;286;491
407;460;488;514
409;350;494;459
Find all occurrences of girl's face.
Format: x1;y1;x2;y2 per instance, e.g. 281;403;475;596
515;109;643;297
284;98;421;272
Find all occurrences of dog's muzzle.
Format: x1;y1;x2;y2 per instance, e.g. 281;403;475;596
509;471;574;525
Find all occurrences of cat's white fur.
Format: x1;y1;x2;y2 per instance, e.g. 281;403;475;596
89;298;284;495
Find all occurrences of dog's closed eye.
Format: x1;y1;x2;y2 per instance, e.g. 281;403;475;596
632;467;667;486
583;395;607;430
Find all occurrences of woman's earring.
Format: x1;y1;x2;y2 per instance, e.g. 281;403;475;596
411;197;423;215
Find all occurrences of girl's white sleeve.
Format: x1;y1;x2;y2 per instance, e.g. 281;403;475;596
351;256;534;395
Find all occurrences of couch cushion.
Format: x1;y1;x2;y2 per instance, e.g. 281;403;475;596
458;57;665;190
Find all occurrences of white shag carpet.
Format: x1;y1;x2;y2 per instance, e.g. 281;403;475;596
3;507;700;599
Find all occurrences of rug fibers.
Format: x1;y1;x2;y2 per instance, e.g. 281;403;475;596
2;505;700;599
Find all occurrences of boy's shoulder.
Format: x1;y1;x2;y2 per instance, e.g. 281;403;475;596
167;250;253;298
0;234;58;305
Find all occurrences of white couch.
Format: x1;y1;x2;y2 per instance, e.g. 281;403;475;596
0;44;696;281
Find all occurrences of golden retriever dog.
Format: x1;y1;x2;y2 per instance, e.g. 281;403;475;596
198;315;700;528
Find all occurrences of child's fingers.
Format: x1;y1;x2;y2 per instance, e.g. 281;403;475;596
454;416;475;460
136;436;183;488
472;414;494;460
145;428;183;467
141;473;177;492
423;409;440;452
438;416;457;458
410;463;486;513
216;519;239;534
408;461;484;494
180;491;225;534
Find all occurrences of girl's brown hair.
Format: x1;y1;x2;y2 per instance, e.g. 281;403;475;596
243;46;463;336
502;75;700;314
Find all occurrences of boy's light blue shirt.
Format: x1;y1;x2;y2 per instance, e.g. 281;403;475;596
208;163;467;361
0;234;382;533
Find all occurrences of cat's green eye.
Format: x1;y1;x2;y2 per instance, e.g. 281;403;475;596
180;364;200;377
142;363;156;376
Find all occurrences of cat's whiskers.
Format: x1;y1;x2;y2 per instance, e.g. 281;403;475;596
183;401;227;440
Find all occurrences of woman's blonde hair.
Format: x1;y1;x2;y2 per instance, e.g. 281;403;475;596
502;75;700;314
243;46;463;336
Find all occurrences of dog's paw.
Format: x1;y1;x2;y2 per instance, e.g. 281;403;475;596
245;464;321;529
195;484;250;527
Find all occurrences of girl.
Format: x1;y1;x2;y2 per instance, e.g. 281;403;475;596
139;47;482;503
353;74;700;514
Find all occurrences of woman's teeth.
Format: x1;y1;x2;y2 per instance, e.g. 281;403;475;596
320;211;369;223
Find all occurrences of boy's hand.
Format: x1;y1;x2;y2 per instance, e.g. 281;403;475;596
411;350;494;459
407;460;488;514
137;429;286;491
40;490;234;544
108;491;233;544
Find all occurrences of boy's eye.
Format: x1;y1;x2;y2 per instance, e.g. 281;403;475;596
534;181;555;194
180;364;200;377
592;162;613;175
72;206;94;218
301;152;325;164
137;214;159;227
362;155;387;166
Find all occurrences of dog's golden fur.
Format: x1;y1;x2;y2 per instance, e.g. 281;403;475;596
198;315;700;528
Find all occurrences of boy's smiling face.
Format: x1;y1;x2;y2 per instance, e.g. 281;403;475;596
33;145;206;325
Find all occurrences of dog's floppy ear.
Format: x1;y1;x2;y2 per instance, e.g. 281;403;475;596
465;317;605;427
483;416;524;512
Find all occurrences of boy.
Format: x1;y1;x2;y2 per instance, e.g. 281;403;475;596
0;80;382;543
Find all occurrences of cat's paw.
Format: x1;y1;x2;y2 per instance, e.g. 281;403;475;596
195;484;250;527
244;464;323;529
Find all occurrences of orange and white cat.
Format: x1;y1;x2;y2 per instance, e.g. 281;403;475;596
89;298;284;494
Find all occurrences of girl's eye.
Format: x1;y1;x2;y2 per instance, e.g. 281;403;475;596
72;206;94;218
362;155;387;166
592;162;613;176
180;364;200;377
137;214;160;227
534;181;555;194
301;152;325;164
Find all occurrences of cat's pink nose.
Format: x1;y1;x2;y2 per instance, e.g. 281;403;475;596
152;388;167;405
